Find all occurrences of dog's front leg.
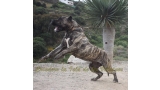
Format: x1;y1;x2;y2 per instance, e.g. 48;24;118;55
54;45;77;59
38;44;64;62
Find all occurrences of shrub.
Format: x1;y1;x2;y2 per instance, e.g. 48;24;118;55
36;2;42;6
74;16;86;25
74;10;80;15
86;33;103;48
42;3;46;8
33;37;47;59
62;54;71;63
115;40;128;48
119;35;128;42
34;6;48;15
34;37;45;43
39;32;52;45
74;1;85;12
51;3;59;8
51;2;69;8
114;45;128;60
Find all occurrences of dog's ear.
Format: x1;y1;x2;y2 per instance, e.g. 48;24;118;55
68;16;72;21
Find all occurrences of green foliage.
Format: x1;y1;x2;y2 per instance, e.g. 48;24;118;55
115;40;128;48
74;16;86;25
39;32;52;45
42;3;47;8
119;35;128;42
36;2;42;6
51;3;59;8
73;2;86;15
33;6;48;15
115;25;128;48
33;37;47;59
33;0;46;8
85;0;128;27
114;45;128;60
62;54;71;63
86;31;103;48
34;37;45;43
74;2;85;12
74;10;80;15
51;2;72;9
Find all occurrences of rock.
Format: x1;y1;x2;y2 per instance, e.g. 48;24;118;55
67;55;89;64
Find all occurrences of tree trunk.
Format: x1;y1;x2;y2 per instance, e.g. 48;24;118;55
103;25;115;64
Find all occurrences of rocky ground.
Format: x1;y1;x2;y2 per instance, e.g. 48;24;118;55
33;61;128;90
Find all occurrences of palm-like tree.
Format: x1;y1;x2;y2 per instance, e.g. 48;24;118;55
85;0;128;63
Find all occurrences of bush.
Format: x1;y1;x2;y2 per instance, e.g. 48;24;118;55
42;3;46;8
36;2;42;6
34;37;45;43
74;16;86;25
118;35;128;42
34;6;48;15
51;2;69;8
74;2;85;12
114;45;128;60
33;37;47;59
62;54;71;63
74;10;80;15
115;40;128;48
51;3;59;8
86;33;103;48
40;32;52;45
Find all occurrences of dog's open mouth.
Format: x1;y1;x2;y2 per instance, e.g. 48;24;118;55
54;26;60;32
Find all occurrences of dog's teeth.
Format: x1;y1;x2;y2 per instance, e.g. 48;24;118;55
54;27;58;32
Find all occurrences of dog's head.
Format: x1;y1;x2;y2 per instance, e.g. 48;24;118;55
50;16;78;32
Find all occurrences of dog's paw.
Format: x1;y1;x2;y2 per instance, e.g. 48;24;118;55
91;78;97;81
113;78;118;83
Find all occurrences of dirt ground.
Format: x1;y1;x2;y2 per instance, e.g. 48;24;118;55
33;61;128;90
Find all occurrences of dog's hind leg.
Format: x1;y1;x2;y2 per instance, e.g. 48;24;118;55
89;62;103;81
102;59;118;83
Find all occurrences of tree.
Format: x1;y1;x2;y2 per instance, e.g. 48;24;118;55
85;0;128;63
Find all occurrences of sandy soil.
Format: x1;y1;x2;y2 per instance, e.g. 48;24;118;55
33;61;128;90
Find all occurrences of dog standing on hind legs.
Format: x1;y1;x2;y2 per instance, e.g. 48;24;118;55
38;16;118;83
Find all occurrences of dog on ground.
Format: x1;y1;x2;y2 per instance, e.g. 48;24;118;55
38;16;118;83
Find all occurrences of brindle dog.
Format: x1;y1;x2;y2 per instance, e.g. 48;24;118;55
38;16;118;83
